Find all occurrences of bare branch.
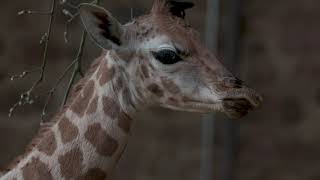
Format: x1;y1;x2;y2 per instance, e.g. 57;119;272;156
9;0;57;118
41;59;77;121
10;0;102;119
62;0;98;43
61;0;101;106
18;10;52;16
63;11;79;43
40;33;48;44
61;31;87;106
26;0;56;93
10;68;40;81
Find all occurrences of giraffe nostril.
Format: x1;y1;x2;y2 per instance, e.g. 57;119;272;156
225;77;243;88
235;78;244;85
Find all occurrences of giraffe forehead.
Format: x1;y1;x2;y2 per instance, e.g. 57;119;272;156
139;35;175;51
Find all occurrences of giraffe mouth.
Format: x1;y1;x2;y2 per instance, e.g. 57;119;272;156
164;98;260;119
163;88;262;118
221;88;263;119
222;98;255;119
164;98;223;113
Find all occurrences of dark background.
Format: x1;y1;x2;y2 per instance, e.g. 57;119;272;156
0;0;319;179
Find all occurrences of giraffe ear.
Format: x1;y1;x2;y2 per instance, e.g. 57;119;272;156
79;4;124;49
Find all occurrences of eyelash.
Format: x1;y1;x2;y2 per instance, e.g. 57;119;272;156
152;49;183;65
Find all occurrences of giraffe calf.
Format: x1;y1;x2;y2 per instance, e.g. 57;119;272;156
0;0;262;179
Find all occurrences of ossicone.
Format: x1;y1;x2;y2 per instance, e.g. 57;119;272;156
151;0;194;19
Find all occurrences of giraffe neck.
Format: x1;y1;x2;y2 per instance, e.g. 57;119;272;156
1;51;136;180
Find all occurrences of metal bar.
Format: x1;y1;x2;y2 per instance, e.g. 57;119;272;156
200;0;220;179
221;0;242;180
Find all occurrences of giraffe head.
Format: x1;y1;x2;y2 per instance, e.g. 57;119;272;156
79;0;263;119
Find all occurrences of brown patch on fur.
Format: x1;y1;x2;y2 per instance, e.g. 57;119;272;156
182;96;193;102
37;130;57;156
114;77;124;91
147;84;164;97
58;116;79;144
102;96;120;119
85;123;118;157
205;66;213;74
22;157;53;180
78;168;107;180
118;112;133;133
86;95;99;115
141;64;150;79
97;60;115;86
3;122;54;172
70;80;95;117
214;83;229;92
161;77;181;94
168;97;179;105
58;147;83;179
67;53;105;108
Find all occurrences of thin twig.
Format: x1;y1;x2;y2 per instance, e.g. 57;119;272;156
61;31;87;106
10;68;40;81
63;0;99;43
33;0;56;92
41;59;77;121
64;2;78;9
9;0;57;117
61;0;101;106
63;11;79;43
18;10;52;15
10;0;102;118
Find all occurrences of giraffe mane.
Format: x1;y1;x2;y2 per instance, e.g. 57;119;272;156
151;0;169;15
1;51;107;173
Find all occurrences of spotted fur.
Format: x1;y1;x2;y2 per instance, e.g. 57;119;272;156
0;1;262;180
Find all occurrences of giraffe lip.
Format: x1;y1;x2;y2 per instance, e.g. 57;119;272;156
221;98;256;119
173;99;222;113
225;88;263;108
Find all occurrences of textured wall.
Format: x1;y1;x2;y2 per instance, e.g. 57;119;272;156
0;0;319;180
236;0;320;179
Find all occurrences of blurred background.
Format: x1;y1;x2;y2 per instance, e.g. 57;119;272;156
0;0;319;179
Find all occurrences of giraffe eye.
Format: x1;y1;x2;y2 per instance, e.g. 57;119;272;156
152;49;183;65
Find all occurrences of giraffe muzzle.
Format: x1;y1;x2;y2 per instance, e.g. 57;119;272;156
221;87;263;119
